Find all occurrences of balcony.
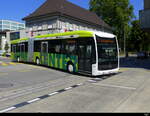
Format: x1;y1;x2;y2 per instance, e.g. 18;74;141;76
140;9;150;30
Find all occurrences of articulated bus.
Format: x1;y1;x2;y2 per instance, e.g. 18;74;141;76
11;31;119;76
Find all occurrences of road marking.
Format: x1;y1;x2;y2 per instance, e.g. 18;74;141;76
64;87;73;90
95;83;136;90
27;98;40;104
48;92;59;96
27;65;48;70
0;62;18;66
18;69;31;72
88;80;97;83
0;83;83;113
0;107;16;113
9;62;16;65
77;83;83;86
1;63;8;66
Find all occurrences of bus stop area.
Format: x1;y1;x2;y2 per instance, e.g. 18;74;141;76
0;56;150;112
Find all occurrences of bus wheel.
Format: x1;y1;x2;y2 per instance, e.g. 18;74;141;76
36;58;40;65
67;63;74;73
17;57;20;62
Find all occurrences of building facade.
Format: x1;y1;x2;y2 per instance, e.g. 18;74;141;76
0;20;25;31
139;0;150;32
23;0;112;38
0;20;25;52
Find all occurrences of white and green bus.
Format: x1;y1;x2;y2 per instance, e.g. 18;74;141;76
11;30;119;76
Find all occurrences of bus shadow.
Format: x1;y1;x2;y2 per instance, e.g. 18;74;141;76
13;61;121;80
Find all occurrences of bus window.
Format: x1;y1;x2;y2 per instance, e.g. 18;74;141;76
65;44;76;55
25;42;28;52
55;45;61;53
21;44;25;52
12;45;17;53
49;40;62;54
96;35;118;70
86;45;92;59
63;39;77;55
16;44;20;52
34;41;41;52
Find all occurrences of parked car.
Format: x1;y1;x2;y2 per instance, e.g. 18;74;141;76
137;52;148;59
5;53;11;57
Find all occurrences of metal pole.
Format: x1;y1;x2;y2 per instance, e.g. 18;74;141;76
124;25;126;57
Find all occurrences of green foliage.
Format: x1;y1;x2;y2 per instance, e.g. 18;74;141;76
89;0;134;51
129;20;150;52
90;0;133;28
2;52;6;57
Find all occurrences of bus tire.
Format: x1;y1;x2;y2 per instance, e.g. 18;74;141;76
17;57;20;62
67;63;74;73
36;58;40;65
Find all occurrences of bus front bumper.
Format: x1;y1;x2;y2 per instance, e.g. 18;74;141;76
92;64;119;76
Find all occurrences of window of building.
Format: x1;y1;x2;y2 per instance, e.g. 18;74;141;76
29;27;33;31
11;26;18;30
38;26;42;30
18;24;25;27
3;25;10;29
18;27;24;30
48;25;52;29
0;20;2;25
3;21;10;25
10;32;20;40
11;22;18;26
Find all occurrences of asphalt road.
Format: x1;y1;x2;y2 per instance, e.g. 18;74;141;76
0;56;150;113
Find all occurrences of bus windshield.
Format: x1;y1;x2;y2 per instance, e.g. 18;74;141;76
96;35;118;70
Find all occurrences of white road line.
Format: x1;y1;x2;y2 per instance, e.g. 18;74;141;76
96;83;136;90
77;83;83;86
48;92;59;96
0;84;84;113
88;80;97;83
0;107;16;113
64;87;72;90
27;98;40;104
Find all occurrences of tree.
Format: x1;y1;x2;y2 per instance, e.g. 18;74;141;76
129;20;150;52
4;41;9;53
89;0;134;53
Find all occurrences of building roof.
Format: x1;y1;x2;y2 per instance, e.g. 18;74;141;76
23;0;111;30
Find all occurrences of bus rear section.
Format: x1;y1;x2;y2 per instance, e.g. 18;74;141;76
92;33;119;76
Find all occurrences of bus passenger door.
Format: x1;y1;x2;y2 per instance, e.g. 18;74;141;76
78;39;92;74
78;44;85;72
20;44;25;61
41;42;48;65
12;45;17;53
85;45;92;72
12;45;17;60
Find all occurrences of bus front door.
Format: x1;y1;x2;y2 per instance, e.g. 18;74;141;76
41;42;48;65
78;41;92;74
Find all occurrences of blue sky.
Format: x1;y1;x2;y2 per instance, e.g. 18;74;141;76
0;0;143;23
